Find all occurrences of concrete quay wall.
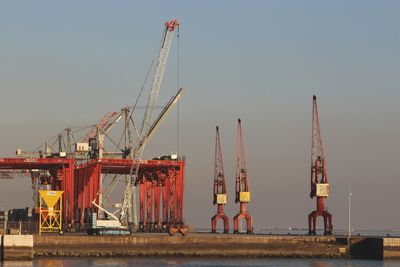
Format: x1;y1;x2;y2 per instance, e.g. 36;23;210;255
1;235;34;260
3;234;398;260
33;234;347;258
383;238;400;259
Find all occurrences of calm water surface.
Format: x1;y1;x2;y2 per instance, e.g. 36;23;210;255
2;258;400;267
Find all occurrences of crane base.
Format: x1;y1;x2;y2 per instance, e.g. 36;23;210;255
168;225;188;236
233;212;253;234
211;212;229;234
308;209;333;236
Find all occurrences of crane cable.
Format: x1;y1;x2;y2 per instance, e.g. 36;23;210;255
176;25;180;156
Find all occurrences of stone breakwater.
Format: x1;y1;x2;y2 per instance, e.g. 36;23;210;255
3;234;400;260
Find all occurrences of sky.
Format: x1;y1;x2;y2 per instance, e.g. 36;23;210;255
0;1;400;230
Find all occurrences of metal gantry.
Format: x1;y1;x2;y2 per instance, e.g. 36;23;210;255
308;95;333;235
211;126;229;234
233;119;253;234
0;19;186;236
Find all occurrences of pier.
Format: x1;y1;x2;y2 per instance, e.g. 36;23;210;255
3;233;400;260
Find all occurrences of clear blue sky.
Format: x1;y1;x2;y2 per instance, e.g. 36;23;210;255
1;1;400;230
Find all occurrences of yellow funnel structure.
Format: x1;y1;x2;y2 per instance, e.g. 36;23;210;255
39;190;63;208
38;190;63;234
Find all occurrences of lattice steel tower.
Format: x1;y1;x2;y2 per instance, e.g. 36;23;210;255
308;95;333;235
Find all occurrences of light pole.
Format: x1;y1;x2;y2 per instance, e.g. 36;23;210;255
348;185;352;239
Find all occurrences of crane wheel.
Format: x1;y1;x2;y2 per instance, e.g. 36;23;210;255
178;227;189;236
168;226;179;236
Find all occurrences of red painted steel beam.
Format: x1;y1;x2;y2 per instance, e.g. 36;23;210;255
0;158;74;169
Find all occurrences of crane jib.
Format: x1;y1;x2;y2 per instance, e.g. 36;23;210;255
118;19;179;225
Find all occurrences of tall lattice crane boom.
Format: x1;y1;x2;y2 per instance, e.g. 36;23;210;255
211;126;229;233
310;95;328;196
308;95;333;235
235;119;249;202
214;126;226;201
233;118;253;234
119;19;179;224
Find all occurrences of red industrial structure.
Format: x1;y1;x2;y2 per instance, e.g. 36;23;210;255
0;158;75;224
135;160;186;235
0;157;186;235
308;95;333;235
211;126;229;234
233;119;253;234
74;158;186;235
0;19;187;235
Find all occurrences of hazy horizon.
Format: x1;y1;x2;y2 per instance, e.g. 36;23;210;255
1;1;400;231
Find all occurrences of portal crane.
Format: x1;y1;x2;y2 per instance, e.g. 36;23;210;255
119;19;180;226
211;126;229;233
233;119;253;234
308;95;333;235
100;88;184;211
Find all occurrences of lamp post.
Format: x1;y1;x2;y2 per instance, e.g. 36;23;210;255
348;186;352;239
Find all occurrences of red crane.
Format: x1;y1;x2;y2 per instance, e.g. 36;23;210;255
211;126;229;233
233;119;253;234
308;95;333;235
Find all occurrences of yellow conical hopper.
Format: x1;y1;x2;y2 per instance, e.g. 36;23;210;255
38;190;63;234
39;190;63;208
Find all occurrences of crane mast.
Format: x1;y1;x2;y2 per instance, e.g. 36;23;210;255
308;95;333;235
119;19;179;225
211;126;229;233
214;127;227;201
233;119;253;234
310;95;328;195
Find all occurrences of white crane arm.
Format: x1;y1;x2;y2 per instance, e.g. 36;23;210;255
119;19;179;224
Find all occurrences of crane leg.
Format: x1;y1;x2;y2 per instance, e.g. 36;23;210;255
138;183;146;232
211;214;229;234
153;184;161;232
245;214;253;234
308;211;317;235
233;202;253;234
308;210;333;235
233;213;253;234
211;204;229;233
145;181;153;232
323;211;333;235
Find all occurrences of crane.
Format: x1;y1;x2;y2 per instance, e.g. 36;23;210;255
308;95;333;235
119;19;180;226
233;119;253;234
211;126;229;233
100;88;184;210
